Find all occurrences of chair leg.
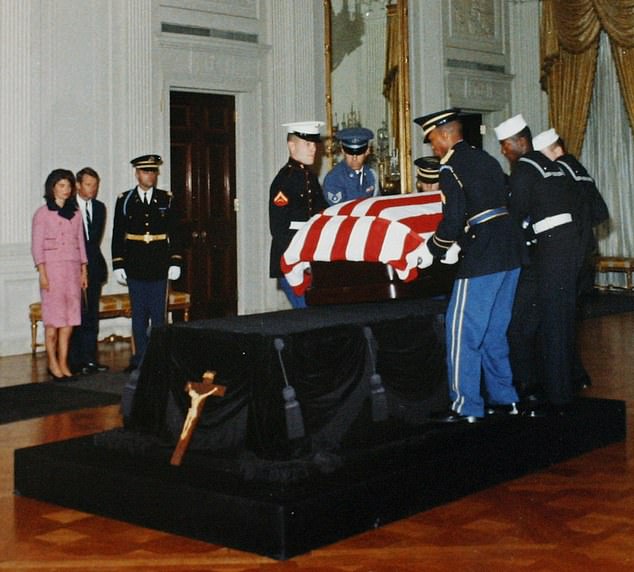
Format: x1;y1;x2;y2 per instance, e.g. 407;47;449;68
31;320;38;356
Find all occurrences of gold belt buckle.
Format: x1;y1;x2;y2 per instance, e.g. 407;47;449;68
144;234;151;244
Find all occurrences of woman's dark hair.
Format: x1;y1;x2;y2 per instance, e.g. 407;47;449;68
44;169;76;201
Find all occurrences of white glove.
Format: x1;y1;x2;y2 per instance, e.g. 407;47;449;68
168;266;181;281
417;241;434;269
114;268;127;285
441;242;461;265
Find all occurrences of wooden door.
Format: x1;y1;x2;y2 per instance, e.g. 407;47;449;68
170;92;237;319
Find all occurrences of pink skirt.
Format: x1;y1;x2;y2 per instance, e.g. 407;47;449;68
40;261;82;327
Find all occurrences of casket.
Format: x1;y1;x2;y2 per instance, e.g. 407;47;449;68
281;192;457;305
306;259;456;305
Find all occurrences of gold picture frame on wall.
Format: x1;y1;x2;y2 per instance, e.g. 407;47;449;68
323;0;412;193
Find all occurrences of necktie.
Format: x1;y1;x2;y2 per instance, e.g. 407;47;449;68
85;205;92;236
143;193;149;206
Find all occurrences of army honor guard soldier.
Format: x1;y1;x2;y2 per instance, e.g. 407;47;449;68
111;154;182;371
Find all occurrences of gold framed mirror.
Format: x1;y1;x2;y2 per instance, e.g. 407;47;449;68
323;0;411;193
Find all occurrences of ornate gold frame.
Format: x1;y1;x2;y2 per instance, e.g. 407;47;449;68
323;0;411;192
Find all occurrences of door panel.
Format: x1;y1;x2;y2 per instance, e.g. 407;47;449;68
170;92;237;319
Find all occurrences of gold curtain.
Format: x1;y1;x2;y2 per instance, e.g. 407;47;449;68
541;0;634;156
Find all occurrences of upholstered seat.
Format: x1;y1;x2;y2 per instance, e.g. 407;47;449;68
29;291;190;354
595;257;634;291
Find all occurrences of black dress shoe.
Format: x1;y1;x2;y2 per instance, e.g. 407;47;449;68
430;410;484;424
81;362;109;375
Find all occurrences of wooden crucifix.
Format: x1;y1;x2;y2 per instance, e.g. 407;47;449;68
170;370;226;466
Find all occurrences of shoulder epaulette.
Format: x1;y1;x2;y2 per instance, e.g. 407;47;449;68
439;164;463;188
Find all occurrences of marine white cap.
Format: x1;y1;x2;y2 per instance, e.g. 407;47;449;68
532;128;560;151
494;114;527;141
282;121;325;142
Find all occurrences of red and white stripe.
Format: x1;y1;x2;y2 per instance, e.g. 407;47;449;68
281;193;444;295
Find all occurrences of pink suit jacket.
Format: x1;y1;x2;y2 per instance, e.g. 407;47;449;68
31;205;88;267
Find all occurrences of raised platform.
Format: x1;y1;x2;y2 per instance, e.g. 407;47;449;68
14;397;625;560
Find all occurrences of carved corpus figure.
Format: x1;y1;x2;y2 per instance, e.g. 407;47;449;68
170;370;226;466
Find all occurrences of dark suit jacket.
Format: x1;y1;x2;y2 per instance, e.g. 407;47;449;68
85;199;108;285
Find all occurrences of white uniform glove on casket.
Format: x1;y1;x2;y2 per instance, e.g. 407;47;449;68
168;266;181;281
114;268;127;285
441;242;461;265
417;241;434;269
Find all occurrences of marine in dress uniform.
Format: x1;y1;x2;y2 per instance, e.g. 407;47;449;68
415;109;524;422
269;121;329;308
496;115;581;410
323;127;378;205
111;154;182;370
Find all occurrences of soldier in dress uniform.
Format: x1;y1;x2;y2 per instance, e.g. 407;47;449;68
323;127;378;205
533;127;610;392
414;109;524;423
112;154;182;371
495;115;581;412
269;121;329;308
533;128;609;298
414;155;440;192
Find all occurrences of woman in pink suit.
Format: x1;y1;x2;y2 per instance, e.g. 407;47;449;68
32;169;88;381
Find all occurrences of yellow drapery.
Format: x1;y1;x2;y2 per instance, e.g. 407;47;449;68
541;0;634;156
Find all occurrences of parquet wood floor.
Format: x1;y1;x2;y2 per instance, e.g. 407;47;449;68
1;314;633;571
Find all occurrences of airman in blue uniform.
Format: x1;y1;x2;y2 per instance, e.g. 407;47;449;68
323;127;379;205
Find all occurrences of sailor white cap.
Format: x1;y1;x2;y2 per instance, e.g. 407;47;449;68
494;114;527;141
282;121;325;142
532;128;560;151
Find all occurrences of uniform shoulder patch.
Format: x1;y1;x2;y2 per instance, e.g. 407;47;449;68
273;191;289;207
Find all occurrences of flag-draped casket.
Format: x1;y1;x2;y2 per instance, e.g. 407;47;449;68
281;192;457;304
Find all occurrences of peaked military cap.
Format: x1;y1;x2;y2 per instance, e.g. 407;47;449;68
336;127;374;155
414;155;440;184
282;121;324;142
413;108;461;142
131;154;163;171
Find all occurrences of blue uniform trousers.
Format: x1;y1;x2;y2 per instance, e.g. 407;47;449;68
446;268;520;417
127;278;167;367
278;277;307;309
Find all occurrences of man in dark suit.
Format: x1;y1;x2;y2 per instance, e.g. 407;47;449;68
69;167;109;375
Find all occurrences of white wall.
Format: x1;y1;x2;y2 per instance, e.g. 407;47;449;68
0;0;543;356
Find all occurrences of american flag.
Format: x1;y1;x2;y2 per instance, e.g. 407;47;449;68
281;192;444;295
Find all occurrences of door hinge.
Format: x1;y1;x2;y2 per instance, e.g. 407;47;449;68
233;198;240;212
